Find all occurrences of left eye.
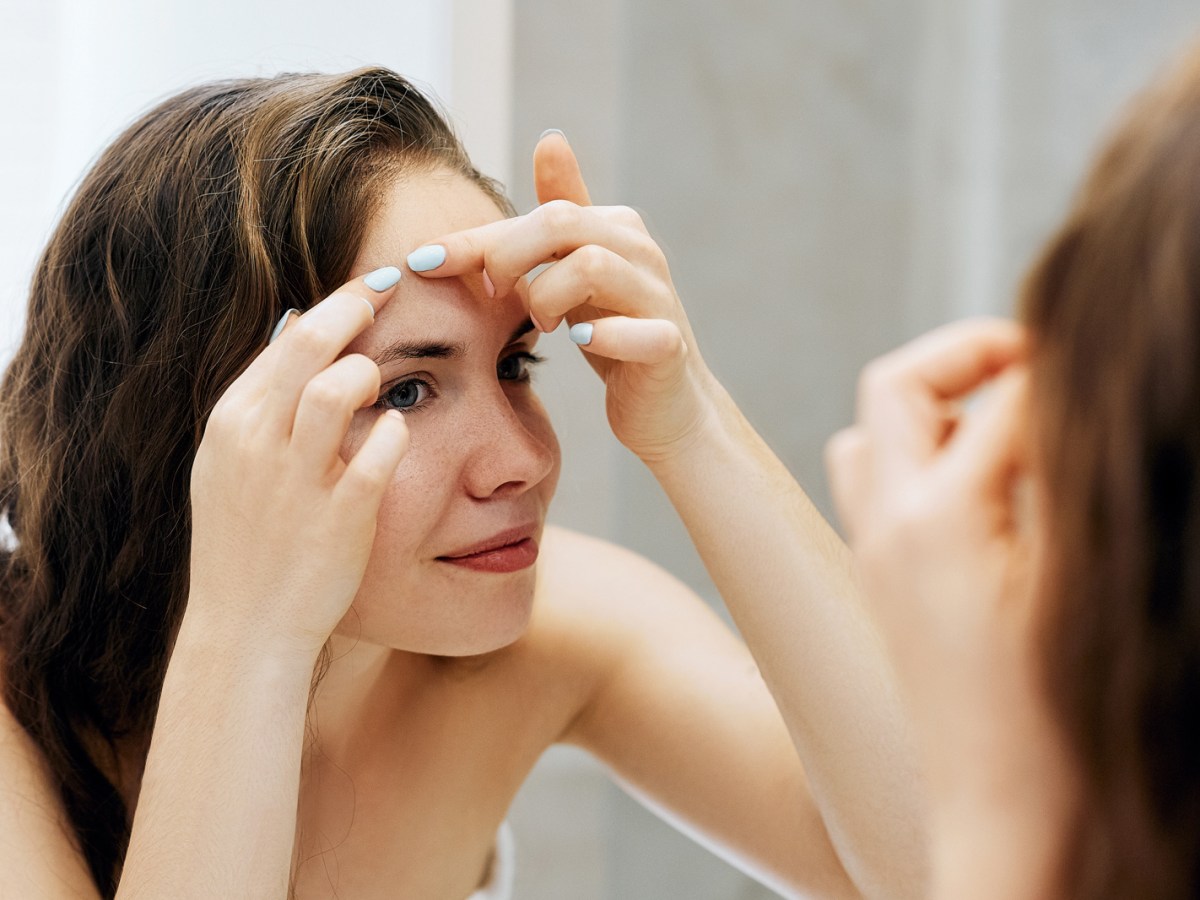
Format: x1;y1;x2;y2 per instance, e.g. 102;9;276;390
497;352;543;382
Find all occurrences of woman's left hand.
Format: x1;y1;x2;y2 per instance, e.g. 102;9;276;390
406;133;720;464
826;318;1041;767
825;319;1078;891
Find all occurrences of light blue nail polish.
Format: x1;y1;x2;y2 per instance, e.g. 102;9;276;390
569;323;594;346
268;308;300;345
363;265;402;291
407;245;446;272
539;128;567;143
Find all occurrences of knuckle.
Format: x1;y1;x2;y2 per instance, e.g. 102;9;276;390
287;320;328;357
343;461;389;499
205;396;246;437
858;358;895;405
302;376;345;413
573;244;611;285
824;429;856;470
344;354;381;393
536;199;579;233
613;205;645;229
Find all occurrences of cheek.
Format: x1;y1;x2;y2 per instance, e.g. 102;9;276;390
343;412;448;553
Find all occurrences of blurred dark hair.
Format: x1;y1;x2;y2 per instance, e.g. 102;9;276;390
1021;42;1200;899
0;67;508;896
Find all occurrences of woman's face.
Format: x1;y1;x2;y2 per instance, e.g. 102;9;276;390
338;168;560;656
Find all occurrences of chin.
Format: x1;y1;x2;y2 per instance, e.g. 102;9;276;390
343;568;538;657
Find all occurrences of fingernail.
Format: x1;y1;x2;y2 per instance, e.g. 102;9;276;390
539;128;568;144
268;308;301;345
569;323;593;346
363;265;402;292
482;270;496;299
407;245;446;272
531;312;547;333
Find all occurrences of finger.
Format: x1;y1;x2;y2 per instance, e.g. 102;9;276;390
528;244;674;331
858;318;1026;474
872;318;1026;406
533;130;593;206
942;367;1031;508
404;202;652;300
290;354;382;468
255;266;402;434
336;409;410;513
825;427;871;544
567;316;685;365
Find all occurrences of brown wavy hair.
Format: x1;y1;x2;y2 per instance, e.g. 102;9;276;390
1022;42;1200;898
0;68;509;896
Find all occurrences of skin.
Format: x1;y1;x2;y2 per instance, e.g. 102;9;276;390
825;320;1081;899
0;165;855;899
414;135;928;899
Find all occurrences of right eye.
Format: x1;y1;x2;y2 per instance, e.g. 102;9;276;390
377;378;433;413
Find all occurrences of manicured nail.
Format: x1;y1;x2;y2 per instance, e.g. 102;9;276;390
482;270;496;299
539;128;567;143
363;265;402;292
569;323;593;346
407;245;446;272
268;308;300;344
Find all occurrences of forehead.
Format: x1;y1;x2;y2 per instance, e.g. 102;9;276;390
355;167;506;264
350;169;516;354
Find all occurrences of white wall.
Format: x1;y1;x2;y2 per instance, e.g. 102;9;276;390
0;0;511;360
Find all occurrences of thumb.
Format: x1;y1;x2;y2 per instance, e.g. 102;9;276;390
534;130;593;206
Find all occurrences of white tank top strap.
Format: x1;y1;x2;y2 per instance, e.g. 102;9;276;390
466;820;515;900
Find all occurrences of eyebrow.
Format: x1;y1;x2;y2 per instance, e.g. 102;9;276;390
373;317;536;366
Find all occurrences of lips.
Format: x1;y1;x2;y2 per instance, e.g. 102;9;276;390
437;525;540;574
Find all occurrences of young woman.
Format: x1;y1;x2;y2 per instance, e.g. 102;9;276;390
824;39;1200;900
0;69;920;899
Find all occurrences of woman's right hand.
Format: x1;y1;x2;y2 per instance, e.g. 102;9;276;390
185;269;410;663
406;133;722;466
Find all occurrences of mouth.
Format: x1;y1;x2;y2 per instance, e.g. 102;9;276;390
437;524;540;574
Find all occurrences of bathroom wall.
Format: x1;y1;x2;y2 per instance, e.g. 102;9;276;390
508;2;1200;898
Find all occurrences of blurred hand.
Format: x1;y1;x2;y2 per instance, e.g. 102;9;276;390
187;270;410;662
406;132;721;464
825;318;1053;796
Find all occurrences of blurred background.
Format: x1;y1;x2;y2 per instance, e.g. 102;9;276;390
4;0;1200;896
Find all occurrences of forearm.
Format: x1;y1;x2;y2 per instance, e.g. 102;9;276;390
647;382;926;899
116;611;315;900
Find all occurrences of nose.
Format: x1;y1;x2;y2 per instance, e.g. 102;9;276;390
460;393;557;501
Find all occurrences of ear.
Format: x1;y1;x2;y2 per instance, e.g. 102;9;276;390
533;131;593;206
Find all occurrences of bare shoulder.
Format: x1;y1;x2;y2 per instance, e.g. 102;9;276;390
0;677;100;898
535;524;726;635
530;525;744;697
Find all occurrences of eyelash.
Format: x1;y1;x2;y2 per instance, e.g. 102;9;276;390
374;351;546;415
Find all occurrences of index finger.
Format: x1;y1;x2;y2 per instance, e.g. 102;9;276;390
884;317;1026;401
859;318;1027;474
404;131;600;294
244;265;404;433
534;130;592;206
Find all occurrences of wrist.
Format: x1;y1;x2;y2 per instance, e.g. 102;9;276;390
173;604;324;682
639;368;739;473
